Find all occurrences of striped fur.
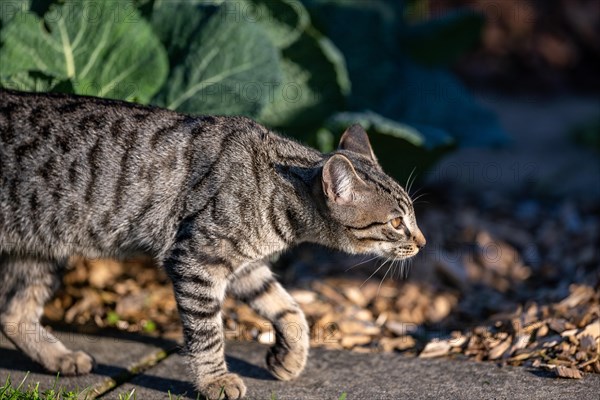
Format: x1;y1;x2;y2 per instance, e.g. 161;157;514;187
0;89;425;399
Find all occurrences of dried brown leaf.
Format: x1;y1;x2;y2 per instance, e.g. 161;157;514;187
561;329;579;338
559;285;595;309
489;337;512;360
115;292;147;320
386;320;417;337
290;289;317;305
342;287;368;307
426;295;455;323
338;319;380;336
575;351;588;362
555;366;583;379
341;334;372;349
379;336;416;352
351;309;374;322
579;335;597;353
87;259;124;289
537;323;549;337
313;282;348;305
509;351;537;362
419;340;452;358
64;289;102;323
548;318;572;334
577;320;600;341
374;312;388;326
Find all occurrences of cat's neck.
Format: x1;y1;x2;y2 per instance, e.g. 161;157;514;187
269;140;336;247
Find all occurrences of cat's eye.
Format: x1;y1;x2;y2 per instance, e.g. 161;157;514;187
390;217;403;229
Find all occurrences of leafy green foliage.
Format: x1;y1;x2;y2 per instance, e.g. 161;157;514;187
303;0;398;111
258;26;349;130
241;0;310;49
1;71;61;93
0;0;508;182
0;0;30;29
0;0;167;102
303;0;507;153
149;1;215;68
151;3;282;117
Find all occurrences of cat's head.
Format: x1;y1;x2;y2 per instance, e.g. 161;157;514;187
319;124;426;260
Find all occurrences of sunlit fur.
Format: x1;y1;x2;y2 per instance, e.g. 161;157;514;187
0;89;424;400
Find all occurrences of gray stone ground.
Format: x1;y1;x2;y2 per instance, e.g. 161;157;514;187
2;331;600;400
0;96;598;399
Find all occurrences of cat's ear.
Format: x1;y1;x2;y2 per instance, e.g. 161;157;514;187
338;124;377;162
322;154;365;205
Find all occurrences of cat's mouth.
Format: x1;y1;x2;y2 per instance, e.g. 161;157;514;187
392;247;421;260
389;237;426;259
351;238;425;260
363;243;422;261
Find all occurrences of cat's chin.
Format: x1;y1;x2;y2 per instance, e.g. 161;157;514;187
378;249;421;261
382;254;417;261
345;247;419;260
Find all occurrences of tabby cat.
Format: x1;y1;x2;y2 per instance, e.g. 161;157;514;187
0;89;425;399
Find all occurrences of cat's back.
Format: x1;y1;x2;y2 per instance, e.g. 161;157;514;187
0;90;226;258
0;89;266;160
0;89;187;144
0;90;206;201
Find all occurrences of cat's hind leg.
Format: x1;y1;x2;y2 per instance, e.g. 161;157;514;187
0;256;95;375
228;262;309;381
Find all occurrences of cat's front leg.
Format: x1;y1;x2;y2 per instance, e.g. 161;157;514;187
229;262;309;381
164;249;246;400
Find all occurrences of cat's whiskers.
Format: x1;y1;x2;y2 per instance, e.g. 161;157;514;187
404;258;414;279
390;258;400;280
405;167;417;195
361;257;390;288
411;191;429;204
389;259;397;280
345;255;379;272
376;260;393;297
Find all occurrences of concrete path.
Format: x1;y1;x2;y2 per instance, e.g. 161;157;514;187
2;331;599;399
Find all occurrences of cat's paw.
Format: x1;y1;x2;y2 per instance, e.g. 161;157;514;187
266;343;308;381
201;373;247;400
51;350;95;376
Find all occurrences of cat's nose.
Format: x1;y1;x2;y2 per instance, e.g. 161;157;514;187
413;229;426;249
